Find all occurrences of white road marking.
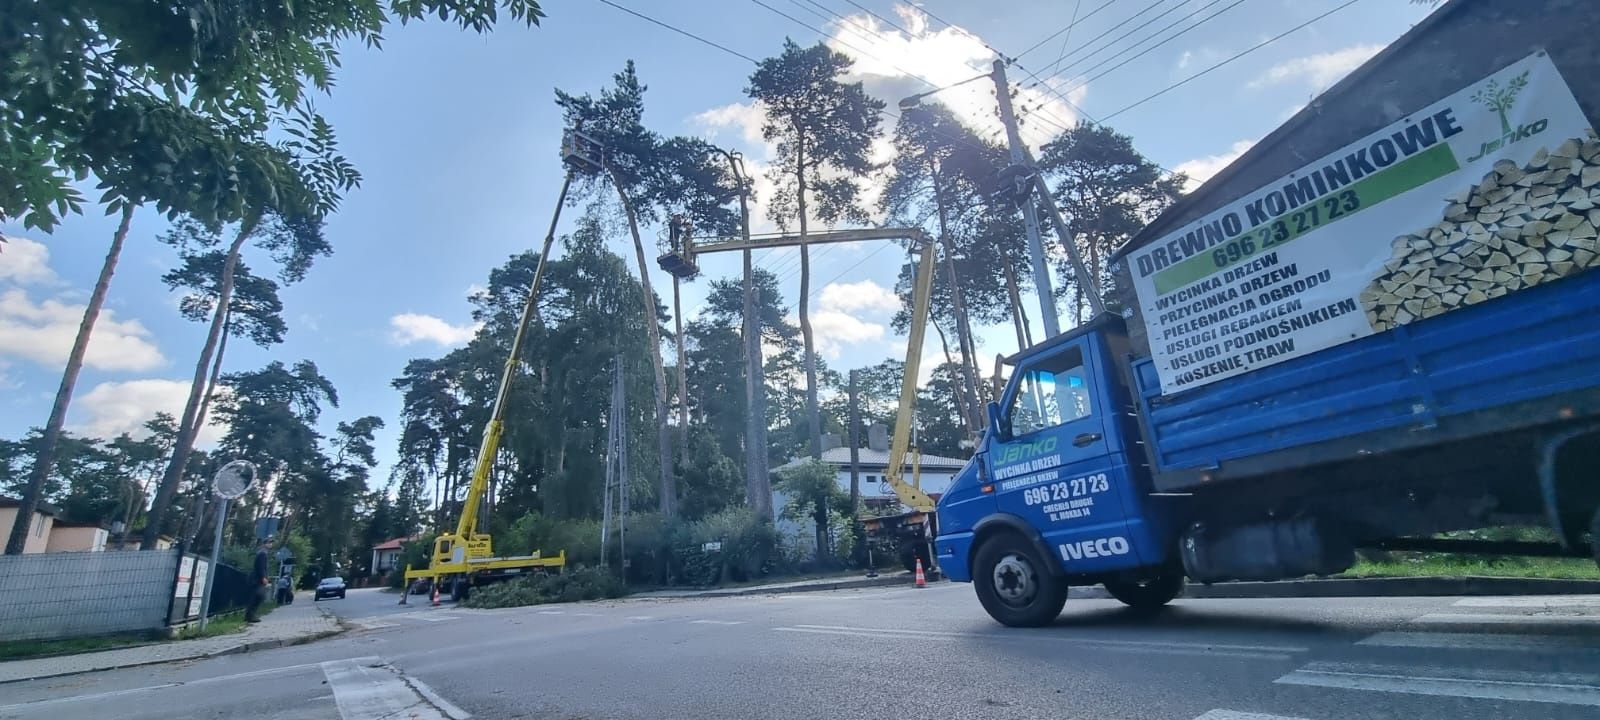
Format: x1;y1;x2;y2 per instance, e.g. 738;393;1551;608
1454;595;1600;608
1192;711;1311;720
417;614;460;622
1358;631;1600;653
690;619;746;625
1275;661;1600;706
572;612;603;617
322;658;450;720
626;615;655;621
775;625;1304;660
1413;612;1600;625
537;610;565;615
0;658;363;712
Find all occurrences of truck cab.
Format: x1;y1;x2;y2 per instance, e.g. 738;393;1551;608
936;317;1186;627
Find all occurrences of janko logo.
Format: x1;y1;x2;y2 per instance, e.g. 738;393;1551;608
1467;70;1549;162
996;436;1057;464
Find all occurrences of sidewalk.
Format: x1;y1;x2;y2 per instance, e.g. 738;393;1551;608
0;594;344;684
632;571;912;599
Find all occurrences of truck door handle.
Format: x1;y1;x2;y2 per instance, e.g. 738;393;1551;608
1073;432;1102;447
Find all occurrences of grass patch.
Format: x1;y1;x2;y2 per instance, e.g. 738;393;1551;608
0;633;160;662
1345;555;1600;580
0;602;280;662
462;568;628;609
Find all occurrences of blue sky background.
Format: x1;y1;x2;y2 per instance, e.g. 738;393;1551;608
0;0;1435;488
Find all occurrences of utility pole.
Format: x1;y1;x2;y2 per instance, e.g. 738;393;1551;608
847;370;862;518
847;369;865;567
992;59;1061;338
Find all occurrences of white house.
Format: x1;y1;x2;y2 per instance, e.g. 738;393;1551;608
46;521;110;553
773;446;969;505
0;497;57;554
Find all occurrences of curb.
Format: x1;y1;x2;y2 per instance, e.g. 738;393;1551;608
637;573;911;599
1068;575;1600;600
0;608;347;685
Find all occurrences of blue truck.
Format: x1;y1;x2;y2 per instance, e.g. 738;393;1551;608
935;0;1600;627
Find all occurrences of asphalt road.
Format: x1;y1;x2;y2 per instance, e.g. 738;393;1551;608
5;583;1600;720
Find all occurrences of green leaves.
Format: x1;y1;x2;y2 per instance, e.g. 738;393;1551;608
746;40;884;230
2;0;539;230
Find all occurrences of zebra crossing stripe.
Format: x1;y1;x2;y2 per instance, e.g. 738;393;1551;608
1275;661;1600;706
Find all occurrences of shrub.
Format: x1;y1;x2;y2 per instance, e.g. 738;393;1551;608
462;567;628;609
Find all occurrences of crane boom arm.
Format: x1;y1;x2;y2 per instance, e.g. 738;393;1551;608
882;242;938;513
455;171;572;543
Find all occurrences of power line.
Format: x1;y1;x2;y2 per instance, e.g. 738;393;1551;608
841;0;910;35
591;0;758;63
1100;0;1366;122
1044;0;1087;83
1033;0;1171;82
1051;0;1247;95
1013;0;1116;60
902;3;1006;60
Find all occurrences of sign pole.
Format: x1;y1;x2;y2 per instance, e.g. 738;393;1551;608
197;497;228;631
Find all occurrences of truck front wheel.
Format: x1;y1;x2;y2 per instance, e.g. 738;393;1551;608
973;533;1067;628
1103;571;1184;611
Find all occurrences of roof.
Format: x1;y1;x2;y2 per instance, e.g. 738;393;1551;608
774;447;969;473
51;520;109;530
0;496;59;517
372;536;415;551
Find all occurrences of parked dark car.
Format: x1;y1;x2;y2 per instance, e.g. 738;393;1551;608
313;577;347;600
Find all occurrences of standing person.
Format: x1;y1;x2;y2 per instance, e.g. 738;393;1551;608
246;537;272;623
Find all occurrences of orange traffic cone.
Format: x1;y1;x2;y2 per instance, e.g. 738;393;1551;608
914;558;927;588
431;582;441;607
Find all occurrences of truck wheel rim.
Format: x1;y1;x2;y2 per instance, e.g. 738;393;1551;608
992;553;1037;606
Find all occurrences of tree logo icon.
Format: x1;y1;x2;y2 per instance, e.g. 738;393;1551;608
1472;70;1530;136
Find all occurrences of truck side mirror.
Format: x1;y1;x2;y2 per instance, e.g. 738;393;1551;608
986;402;1009;442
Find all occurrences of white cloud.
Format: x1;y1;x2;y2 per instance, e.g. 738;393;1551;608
807;309;886;358
72;378;224;446
692;102;769;149
1175;139;1258;191
389;313;479;346
1177;50;1193;70
0;237;58;285
826;5;1074;149
1251;44;1383;92
818;279;899;313
0;288;166;371
690;1;1079;226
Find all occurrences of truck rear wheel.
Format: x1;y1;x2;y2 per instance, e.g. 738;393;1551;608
1103;571;1184;611
973;532;1067;628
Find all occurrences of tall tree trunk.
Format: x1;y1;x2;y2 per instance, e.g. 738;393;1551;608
612;170;677;518
1003;261;1032;350
795;134;822;460
741;262;772;520
193;310;232;442
739;166;772;524
142;215;258;549
7;205;134;555
672;276;689;460
927;158;984;438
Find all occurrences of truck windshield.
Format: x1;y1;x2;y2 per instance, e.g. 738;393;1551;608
1008;349;1092;437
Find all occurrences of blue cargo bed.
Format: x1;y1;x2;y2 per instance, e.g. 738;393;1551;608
1133;271;1600;491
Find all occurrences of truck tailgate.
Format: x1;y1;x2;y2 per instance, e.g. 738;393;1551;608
1134;271;1600;490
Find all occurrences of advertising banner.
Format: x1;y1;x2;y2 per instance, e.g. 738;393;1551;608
1128;53;1595;394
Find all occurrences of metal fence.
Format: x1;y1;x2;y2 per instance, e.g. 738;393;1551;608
0;548;181;642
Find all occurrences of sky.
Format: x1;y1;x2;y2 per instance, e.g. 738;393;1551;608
0;0;1438;487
